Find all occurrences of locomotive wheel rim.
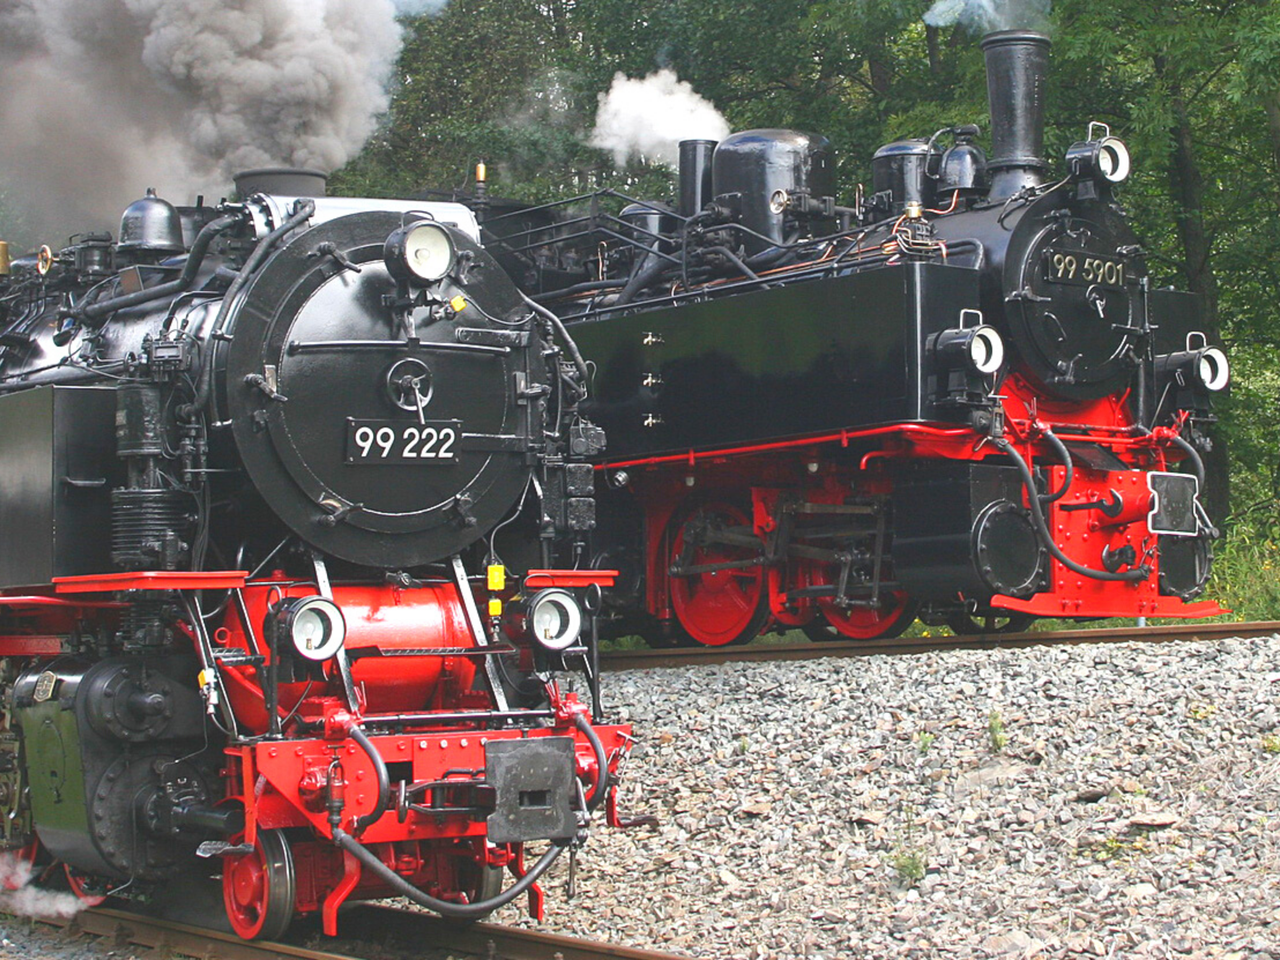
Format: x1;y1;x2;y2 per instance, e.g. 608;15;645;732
64;864;107;907
222;829;295;941
815;589;915;640
669;502;767;646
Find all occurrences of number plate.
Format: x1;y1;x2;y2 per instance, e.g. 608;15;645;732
1043;248;1127;289
346;419;461;464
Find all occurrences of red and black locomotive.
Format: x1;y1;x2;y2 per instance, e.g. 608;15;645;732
0;169;632;936
482;30;1229;645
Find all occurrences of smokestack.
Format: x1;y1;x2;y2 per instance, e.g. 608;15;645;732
678;139;716;217
233;168;329;199
981;30;1051;200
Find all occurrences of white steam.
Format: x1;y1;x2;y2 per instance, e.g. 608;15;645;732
589;70;729;168
924;0;1051;33
0;853;85;920
0;0;418;241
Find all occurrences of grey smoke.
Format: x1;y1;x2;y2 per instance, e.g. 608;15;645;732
590;70;729;168
0;0;416;242
923;0;1051;33
0;853;85;920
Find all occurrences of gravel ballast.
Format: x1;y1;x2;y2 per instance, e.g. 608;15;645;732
498;635;1280;959
3;634;1280;960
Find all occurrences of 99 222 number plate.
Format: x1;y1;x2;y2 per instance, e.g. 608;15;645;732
346;419;461;464
1044;247;1127;288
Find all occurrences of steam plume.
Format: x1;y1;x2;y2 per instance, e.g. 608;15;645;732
589;70;729;168
923;0;1051;33
0;853;85;920
0;0;418;242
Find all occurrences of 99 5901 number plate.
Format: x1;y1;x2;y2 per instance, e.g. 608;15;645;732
346;419;460;464
1043;247;1127;289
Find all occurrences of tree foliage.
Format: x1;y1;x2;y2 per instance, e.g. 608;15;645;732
333;0;1280;530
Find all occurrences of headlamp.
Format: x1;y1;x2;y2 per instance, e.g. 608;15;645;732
527;589;583;652
268;596;347;661
932;322;1005;376
384;221;456;284
1066;123;1131;185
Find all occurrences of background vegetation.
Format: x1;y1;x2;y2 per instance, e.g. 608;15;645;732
332;0;1280;620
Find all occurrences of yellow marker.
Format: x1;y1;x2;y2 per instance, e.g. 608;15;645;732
487;564;506;591
450;294;467;313
488;598;503;617
197;669;212;688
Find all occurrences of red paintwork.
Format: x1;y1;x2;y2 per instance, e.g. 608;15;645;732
623;368;1223;643
54;570;249;592
525;569;619;589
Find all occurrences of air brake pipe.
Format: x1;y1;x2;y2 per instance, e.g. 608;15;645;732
573;711;609;812
348;724;391;837
1038;428;1073;504
994;436;1148;582
332;827;565;919
1168;433;1206;490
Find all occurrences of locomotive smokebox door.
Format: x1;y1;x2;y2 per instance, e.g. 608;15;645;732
485;737;578;844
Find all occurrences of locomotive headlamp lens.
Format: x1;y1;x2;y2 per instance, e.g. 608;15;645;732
384;221;455;283
968;326;1005;375
1195;346;1230;392
271;596;347;661
1096;137;1130;183
527;589;583;652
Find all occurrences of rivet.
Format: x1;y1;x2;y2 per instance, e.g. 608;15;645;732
356;771;365;781
419;740;428;749
461;739;469;748
295;747;304;756
441;740;448;749
348;745;356;755
269;748;278;758
398;742;407;752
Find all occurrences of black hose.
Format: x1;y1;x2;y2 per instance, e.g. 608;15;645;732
348;725;391;836
332;828;565;919
179;200;316;421
518;291;591;389
70;213;242;323
995;437;1149;581
1169;433;1206;489
613;250;671;306
573;712;609;812
702;246;761;282
1039;429;1073;505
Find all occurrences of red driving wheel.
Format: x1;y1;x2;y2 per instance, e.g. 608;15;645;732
668;502;768;646
803;564;915;640
64;865;107;906
222;829;295;941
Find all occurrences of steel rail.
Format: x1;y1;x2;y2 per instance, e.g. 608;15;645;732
600;620;1280;672
38;904;694;960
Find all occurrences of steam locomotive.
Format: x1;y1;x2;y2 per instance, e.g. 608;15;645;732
0;169;634;937
479;30;1229;645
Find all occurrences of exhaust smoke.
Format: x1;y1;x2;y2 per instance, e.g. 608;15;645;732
0;0;422;242
590;70;729;168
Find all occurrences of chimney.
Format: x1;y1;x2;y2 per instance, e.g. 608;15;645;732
981;30;1051;200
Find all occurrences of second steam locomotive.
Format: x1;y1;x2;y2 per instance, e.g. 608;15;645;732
481;29;1229;645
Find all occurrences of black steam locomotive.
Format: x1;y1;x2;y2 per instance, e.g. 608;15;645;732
0;169;633;937
479;30;1228;645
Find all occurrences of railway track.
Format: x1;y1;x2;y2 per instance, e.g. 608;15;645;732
40;904;691;960
599;620;1280;671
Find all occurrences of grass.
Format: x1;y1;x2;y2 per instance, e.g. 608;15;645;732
988;711;1008;753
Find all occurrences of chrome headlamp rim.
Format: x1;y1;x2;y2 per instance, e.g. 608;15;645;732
527;588;583;653
272;595;347;662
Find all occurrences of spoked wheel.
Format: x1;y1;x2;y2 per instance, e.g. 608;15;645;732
946;611;1035;635
64;865;109;906
803;589;916;641
668;502;768;647
222;829;295;941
